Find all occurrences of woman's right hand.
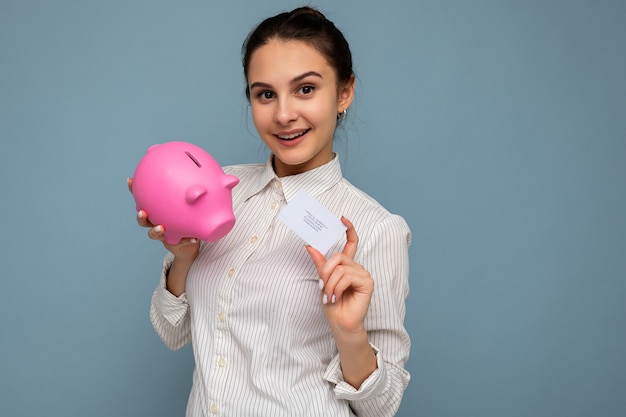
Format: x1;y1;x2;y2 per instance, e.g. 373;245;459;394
128;178;201;262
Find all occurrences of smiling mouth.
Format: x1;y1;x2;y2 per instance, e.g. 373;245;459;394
276;129;311;141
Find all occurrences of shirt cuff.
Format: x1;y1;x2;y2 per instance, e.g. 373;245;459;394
155;254;189;327
324;344;388;401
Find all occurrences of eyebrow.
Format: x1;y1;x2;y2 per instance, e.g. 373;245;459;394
249;71;323;91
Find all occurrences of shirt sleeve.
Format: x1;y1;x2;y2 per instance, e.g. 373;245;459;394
323;213;412;417
149;252;192;351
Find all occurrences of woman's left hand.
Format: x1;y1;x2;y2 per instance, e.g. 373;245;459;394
306;217;374;333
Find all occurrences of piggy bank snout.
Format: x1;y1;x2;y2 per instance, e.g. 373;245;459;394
196;215;237;243
186;180;238;242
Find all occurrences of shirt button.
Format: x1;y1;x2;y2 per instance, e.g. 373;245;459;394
249;236;258;244
274;181;282;189
210;403;218;414
217;357;226;367
218;312;225;322
227;268;235;277
270;201;277;209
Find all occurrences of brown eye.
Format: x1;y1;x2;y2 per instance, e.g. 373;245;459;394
299;85;314;95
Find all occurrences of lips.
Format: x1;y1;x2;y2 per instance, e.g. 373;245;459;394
275;129;311;141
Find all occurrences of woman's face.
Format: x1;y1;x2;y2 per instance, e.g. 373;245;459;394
247;39;354;177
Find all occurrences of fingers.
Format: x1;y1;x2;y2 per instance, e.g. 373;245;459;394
341;216;358;259
321;261;371;304
305;245;337;303
129;177;198;258
305;216;364;304
305;245;326;273
146;223;196;245
136;210;163;241
143;217;200;260
306;249;371;305
307;216;359;272
147;224;165;241
136;210;155;229
305;246;352;284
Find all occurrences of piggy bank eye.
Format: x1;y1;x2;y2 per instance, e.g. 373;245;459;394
185;151;202;168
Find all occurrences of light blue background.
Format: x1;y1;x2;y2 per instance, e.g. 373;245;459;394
1;0;625;416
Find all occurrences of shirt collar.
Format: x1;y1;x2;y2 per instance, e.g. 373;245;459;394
245;154;343;202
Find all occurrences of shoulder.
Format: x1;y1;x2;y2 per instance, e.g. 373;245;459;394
331;178;411;246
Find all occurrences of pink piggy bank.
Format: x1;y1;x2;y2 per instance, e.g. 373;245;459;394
132;141;239;244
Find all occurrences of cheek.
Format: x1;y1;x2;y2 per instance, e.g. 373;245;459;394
306;100;337;125
250;105;270;129
324;93;342;117
317;105;340;131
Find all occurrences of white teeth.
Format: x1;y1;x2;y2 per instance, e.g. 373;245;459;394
278;130;308;140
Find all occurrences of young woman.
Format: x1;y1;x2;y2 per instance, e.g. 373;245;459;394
131;7;411;417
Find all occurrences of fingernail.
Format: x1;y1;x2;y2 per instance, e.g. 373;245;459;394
137;211;144;219
322;294;328;304
331;294;336;304
190;238;198;244
154;226;163;233
318;279;324;290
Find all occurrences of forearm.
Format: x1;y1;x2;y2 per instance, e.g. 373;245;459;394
332;327;377;389
166;256;193;296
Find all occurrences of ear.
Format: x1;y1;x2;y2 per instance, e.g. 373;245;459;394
186;184;207;204
337;75;355;113
223;174;240;190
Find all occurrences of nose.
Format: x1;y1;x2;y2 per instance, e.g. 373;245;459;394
274;97;297;125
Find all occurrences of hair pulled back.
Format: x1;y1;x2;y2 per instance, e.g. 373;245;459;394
242;7;354;100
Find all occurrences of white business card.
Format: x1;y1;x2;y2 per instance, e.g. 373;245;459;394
278;189;347;254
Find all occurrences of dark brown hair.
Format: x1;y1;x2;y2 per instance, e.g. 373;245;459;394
242;7;354;100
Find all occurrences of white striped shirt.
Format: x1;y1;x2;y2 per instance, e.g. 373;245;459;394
150;155;411;417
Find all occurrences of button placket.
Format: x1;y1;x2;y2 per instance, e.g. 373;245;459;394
206;182;287;415
270;179;286;212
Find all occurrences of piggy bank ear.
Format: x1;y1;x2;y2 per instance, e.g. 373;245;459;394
223;175;240;190
186;184;208;204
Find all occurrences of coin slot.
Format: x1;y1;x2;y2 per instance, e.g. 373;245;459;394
185;151;201;168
